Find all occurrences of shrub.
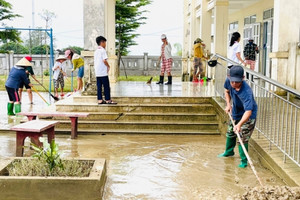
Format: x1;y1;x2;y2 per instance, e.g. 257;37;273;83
43;69;49;76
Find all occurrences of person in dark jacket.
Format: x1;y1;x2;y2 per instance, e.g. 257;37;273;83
5;57;33;115
18;56;36;104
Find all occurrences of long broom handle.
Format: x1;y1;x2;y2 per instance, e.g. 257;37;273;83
228;114;263;187
59;68;72;84
30;75;59;101
31;86;50;106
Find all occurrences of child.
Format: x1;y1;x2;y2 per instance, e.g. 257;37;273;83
52;55;67;97
94;36;117;104
5;57;33;115
64;49;84;92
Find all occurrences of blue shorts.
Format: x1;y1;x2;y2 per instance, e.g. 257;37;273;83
77;66;84;78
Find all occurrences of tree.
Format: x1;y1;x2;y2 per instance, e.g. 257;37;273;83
62;46;84;55
173;43;182;56
31;44;50;54
116;0;151;59
24;29;45;49
0;42;29;54
0;0;22;43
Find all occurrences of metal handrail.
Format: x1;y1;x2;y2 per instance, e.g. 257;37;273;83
211;53;300;167
210;53;300;97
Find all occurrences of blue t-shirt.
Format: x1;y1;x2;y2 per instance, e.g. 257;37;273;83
5;66;30;89
224;78;257;120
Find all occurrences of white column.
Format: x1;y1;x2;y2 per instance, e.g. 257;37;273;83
83;0;105;51
82;0;117;95
105;0;118;83
182;0;190;80
200;0;212;78
213;0;228;57
271;0;300;88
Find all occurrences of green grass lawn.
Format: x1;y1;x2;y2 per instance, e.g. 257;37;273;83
0;75;78;92
0;75;172;92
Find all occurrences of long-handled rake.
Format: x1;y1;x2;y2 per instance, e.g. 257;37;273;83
228;113;263;187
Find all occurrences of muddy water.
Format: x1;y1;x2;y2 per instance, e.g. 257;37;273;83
0;133;285;199
58;134;285;199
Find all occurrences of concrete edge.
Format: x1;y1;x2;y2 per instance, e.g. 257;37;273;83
212;97;300;187
249;138;298;186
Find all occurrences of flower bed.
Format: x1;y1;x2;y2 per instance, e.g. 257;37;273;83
0;157;106;200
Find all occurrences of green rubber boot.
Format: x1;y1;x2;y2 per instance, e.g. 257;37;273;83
14;103;21;114
218;137;236;157
7;102;15;116
238;143;248;168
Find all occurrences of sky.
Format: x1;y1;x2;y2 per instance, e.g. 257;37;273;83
4;0;183;56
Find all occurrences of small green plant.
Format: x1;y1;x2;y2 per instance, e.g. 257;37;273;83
31;138;64;173
43;69;50;76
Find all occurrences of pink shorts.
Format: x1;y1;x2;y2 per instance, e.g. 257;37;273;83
245;60;255;70
161;58;173;73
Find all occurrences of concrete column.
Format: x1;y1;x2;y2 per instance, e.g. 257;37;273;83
8;51;14;72
144;52;148;75
271;0;300;88
212;0;228;78
188;0;196;81
83;0;105;51
82;0;117;95
200;0;212;78
213;0;228;57
105;0;118;83
182;0;190;80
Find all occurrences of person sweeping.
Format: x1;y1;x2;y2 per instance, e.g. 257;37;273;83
65;49;84;92
52;55;67;97
218;65;257;168
5;57;33;115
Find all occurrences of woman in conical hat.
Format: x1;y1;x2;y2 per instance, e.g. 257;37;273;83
5;57;33;115
18;56;36;104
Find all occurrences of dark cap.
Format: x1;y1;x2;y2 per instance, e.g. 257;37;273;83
229;65;244;82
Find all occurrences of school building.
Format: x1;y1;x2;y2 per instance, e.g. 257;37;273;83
183;0;300;91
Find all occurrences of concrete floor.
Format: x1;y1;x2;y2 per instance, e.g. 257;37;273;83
0;81;288;199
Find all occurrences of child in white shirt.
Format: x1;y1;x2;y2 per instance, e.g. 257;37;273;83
53;55;67;97
94;36;117;104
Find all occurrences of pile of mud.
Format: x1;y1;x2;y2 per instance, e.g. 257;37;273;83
236;186;300;199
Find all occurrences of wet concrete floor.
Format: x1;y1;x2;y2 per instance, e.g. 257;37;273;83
0;82;286;199
0;133;285;199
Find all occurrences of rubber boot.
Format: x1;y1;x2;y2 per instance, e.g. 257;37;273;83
14;103;21;114
7;103;15;116
156;76;164;84
217;137;236;157
165;76;172;85
238;143;248;168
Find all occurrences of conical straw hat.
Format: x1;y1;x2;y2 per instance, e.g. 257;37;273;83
15;57;32;67
56;55;67;61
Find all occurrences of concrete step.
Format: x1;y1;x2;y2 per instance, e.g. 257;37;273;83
55;120;219;131
55;128;220;135
119;112;217;121
55;103;215;113
46;112;217;121
72;96;212;104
